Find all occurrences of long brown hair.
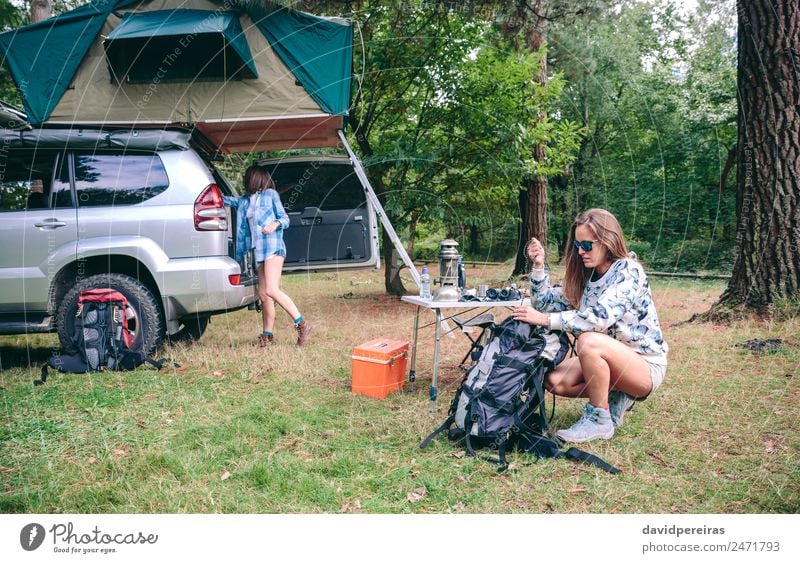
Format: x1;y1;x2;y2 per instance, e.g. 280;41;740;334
243;165;276;195
562;208;630;307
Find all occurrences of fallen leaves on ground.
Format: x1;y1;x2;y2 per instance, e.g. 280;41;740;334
221;471;231;481
340;499;361;513
112;449;127;458
762;434;781;454
87;457;97;464
407;487;427;503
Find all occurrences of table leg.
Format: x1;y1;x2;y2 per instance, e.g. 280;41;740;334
408;306;420;383
430;307;441;412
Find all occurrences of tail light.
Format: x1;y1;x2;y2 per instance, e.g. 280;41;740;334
228;274;241;285
194;184;228;231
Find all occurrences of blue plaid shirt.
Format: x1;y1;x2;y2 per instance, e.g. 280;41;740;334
223;189;290;264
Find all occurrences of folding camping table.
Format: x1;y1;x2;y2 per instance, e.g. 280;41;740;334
400;296;526;412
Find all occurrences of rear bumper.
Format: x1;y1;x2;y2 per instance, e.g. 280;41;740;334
156;256;256;325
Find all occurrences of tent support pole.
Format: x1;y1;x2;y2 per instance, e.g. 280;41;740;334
338;130;421;288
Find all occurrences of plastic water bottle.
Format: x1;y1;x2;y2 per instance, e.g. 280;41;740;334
419;267;432;300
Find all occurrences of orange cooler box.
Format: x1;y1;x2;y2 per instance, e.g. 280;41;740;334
351;339;409;399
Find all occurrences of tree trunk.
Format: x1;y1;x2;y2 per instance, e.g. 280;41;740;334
350;116;406;295
469;224;479;255
513;25;549;275
408;212;418;260
30;0;51;23
712;0;800;314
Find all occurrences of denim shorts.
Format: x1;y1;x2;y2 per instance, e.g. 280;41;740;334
262;248;286;262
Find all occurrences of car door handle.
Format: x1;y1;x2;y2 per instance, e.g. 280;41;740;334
34;219;68;229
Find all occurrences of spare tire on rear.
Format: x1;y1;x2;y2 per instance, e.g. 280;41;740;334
57;273;164;356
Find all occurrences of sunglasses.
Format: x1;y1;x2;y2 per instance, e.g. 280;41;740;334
573;239;600;252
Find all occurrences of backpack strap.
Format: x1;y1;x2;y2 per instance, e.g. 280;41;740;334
419;414;455;449
494;354;532;373
512;413;621;474
34;365;48;386
562;447;621;475
497;440;508;471
527;365;548;421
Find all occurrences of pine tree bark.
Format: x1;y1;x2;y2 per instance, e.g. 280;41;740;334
713;0;800;313
513;22;549;276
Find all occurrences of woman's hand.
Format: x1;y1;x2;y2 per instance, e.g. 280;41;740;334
512;305;548;327
526;238;545;269
261;221;280;235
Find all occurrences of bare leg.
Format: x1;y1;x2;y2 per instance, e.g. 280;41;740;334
256;262;276;332
545;332;653;408
262;297;276;332
262;255;301;320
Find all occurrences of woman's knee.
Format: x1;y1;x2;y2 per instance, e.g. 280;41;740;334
263;286;281;300
576;332;606;357
545;372;567;395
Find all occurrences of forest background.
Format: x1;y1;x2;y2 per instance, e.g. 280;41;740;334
1;0;738;277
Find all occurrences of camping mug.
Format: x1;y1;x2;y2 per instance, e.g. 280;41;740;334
477;284;488;298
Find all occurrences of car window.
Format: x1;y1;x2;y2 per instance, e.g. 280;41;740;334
74;153;169;207
0;151;64;212
265;162;365;212
52;154;72;208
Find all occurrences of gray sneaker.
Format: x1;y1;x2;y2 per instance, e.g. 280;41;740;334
556;403;614;443
608;390;636;427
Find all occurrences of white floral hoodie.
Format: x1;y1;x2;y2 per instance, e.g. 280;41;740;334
529;258;668;365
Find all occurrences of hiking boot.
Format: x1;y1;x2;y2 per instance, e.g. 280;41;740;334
556;403;614;443
295;319;313;346
257;333;274;347
608;390;636;427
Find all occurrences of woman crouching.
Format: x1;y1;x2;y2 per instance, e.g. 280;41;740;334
512;208;667;442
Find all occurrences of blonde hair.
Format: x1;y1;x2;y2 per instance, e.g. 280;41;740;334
243;165;276;195
562;208;630;307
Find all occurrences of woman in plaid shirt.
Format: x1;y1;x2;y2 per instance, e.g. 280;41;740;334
224;165;313;347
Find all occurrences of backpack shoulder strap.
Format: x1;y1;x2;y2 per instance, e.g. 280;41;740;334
562;447;621;474
420;414;455;449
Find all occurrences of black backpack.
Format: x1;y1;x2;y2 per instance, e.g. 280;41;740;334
420;317;620;474
36;289;163;385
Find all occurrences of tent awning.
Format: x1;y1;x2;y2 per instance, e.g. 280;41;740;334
104;9;258;83
195;114;343;153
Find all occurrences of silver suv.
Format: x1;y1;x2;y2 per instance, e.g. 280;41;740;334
0;126;256;354
0;127;381;354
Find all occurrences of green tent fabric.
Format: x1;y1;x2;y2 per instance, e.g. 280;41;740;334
245;2;352;116
0;0;352;126
105;9;259;81
0;8;109;124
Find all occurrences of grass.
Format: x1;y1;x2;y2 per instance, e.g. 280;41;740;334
1;265;798;513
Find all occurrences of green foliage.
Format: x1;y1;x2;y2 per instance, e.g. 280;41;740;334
340;1;583;259
0;0;24;106
549;0;737;271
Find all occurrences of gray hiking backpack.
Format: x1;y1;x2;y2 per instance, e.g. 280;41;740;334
421;317;620;474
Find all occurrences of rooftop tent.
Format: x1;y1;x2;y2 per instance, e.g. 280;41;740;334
0;0;353;153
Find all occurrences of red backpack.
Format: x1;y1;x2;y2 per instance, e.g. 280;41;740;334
36;289;162;385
